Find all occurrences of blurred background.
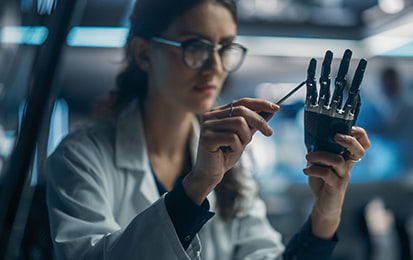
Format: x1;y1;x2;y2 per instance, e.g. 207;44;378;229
1;0;413;259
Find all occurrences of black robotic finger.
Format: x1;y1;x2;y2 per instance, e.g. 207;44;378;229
330;49;352;110
353;94;362;125
344;59;367;121
318;51;333;107
306;58;318;106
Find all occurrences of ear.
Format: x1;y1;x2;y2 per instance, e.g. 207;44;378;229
130;37;152;72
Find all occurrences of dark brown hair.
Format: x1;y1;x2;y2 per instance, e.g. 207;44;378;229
115;0;245;219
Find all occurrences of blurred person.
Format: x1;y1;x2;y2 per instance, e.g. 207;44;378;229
364;197;399;260
379;68;413;173
359;67;402;133
377;68;410;136
46;0;370;259
358;67;413;259
359;67;413;174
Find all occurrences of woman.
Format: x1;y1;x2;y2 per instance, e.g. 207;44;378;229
46;0;370;259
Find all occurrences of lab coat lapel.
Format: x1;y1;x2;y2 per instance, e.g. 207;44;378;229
115;100;159;205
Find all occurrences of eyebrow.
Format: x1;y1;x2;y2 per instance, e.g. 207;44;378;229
178;31;236;42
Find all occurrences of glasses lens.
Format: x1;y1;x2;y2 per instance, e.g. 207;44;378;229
183;41;210;69
221;45;246;72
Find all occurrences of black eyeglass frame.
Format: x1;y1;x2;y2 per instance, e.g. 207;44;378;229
151;36;248;73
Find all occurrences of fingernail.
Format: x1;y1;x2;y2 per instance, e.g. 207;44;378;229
272;104;280;110
267;127;273;136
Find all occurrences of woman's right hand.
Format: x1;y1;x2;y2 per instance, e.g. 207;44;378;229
183;98;279;205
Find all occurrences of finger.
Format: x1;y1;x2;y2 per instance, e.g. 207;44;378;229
202;106;275;135
348;60;367;97
304;164;349;186
330;49;352;107
306;58;317;105
337;49;352;82
204;101;279;121
201;130;243;153
334;133;365;161
233;98;280;113
209;102;231;112
203;117;255;144
351;126;371;150
343;60;367;113
318;50;333;106
209;98;279;113
306;152;346;177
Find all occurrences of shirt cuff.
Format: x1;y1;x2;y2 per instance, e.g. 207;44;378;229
284;217;338;260
165;181;215;250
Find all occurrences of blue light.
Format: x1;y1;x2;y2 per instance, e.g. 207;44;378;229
0;26;48;45
21;0;33;12
380;42;413;57
0;26;129;48
67;27;129;48
37;0;57;15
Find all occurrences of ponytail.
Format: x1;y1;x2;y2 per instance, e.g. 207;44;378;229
115;58;148;111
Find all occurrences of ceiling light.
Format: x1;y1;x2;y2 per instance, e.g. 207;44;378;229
378;0;405;14
0;26;48;45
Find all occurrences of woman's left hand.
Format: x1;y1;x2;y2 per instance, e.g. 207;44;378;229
304;126;371;239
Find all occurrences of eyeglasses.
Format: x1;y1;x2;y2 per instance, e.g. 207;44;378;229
151;37;248;73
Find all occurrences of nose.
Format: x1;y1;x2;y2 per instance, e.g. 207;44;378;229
201;49;224;75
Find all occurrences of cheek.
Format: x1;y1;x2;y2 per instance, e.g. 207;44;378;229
157;64;196;92
152;50;193;84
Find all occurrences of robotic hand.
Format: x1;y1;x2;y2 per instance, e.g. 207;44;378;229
304;49;367;154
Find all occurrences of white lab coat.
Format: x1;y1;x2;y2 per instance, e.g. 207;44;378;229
46;100;285;260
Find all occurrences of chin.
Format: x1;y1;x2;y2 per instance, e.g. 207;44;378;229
191;98;216;114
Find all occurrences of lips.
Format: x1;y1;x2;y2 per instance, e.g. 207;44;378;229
193;85;218;91
192;84;218;96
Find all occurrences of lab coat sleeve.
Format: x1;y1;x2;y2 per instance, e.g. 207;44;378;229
232;197;338;260
232;196;286;260
233;151;337;260
230;154;285;260
46;142;201;260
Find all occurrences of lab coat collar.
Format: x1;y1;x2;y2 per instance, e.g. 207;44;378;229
115;100;201;204
115;100;149;172
115;99;200;174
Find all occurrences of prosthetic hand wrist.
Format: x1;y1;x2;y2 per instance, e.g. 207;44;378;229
304;49;367;154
